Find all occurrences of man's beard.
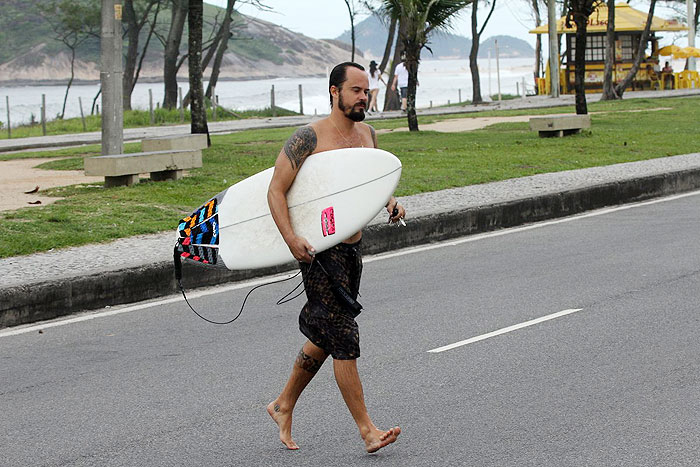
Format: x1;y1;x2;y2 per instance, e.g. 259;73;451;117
338;93;366;122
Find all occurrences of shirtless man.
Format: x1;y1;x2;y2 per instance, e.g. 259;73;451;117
266;62;405;453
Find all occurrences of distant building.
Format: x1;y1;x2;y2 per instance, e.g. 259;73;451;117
530;3;687;93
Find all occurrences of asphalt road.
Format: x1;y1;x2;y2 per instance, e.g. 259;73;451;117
2;192;700;467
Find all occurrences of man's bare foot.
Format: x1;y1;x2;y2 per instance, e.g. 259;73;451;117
266;401;299;450
364;426;401;453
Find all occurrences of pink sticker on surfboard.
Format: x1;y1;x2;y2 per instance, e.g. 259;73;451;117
321;207;336;237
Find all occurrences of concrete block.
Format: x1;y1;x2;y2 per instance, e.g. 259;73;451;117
141;134;208;152
529;114;591;137
84;149;202;177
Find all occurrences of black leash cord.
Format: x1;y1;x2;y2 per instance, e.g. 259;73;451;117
174;247;310;325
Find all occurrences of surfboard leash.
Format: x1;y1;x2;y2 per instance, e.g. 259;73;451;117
174;247;307;325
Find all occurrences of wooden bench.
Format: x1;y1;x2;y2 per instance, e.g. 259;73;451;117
84;149;202;187
529;114;591;138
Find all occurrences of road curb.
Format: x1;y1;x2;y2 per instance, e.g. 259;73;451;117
2;167;700;328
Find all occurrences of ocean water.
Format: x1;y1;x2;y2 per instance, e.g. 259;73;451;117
0;57;542;128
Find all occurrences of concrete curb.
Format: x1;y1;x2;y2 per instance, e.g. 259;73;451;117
3;166;700;329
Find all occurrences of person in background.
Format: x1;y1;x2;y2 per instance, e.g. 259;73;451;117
366;60;386;114
662;61;674;89
391;56;409;112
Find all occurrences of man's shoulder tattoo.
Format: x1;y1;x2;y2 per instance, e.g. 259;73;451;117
284;126;317;169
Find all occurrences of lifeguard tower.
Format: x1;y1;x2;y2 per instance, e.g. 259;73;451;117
530;2;688;93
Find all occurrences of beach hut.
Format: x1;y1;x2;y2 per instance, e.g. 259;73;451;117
530;2;687;93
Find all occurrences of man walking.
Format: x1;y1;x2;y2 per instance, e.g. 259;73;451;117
266;62;405;453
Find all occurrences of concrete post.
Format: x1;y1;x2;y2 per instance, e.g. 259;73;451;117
271;85;276;117
101;0;123;155
78;97;86;132
548;0;560;97
496;40;502;101
298;84;304;115
178;87;184;123
689;0;696;71
149;89;154;124
41;94;47;136
5;96;10;138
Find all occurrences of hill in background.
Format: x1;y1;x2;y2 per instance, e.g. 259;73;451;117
335;14;534;60
0;1;360;84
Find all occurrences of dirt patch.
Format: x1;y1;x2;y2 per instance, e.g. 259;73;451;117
0;158;102;212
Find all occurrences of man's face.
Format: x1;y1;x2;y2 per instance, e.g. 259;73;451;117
334;67;369;122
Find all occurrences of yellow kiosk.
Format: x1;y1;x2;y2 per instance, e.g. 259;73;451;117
530;3;688;93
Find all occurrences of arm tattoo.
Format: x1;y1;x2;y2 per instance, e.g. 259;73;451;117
369;125;378;148
295;349;324;373
284;126;317;170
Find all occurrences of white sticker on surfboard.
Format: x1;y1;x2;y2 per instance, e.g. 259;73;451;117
176;147;402;270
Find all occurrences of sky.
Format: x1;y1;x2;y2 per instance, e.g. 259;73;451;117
206;1;692;49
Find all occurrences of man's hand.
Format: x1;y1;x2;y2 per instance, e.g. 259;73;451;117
287;235;316;263
386;198;406;224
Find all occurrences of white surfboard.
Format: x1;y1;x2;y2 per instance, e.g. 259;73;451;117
176;148;402;270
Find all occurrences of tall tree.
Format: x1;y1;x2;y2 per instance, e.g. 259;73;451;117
380;0;475;131
379;15;398;72
188;0;210;143
601;0;618;100
123;0;162;110
469;0;497;104
566;0;603;114
39;0;100;119
163;0;188;109
344;0;359;61
614;0;656;97
205;0;237;100
530;0;543;83
383;18;406;111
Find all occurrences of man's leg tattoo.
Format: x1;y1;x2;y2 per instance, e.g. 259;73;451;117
295;348;324;373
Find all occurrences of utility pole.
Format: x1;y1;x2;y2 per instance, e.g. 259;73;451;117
101;0;123;155
689;0;696;71
548;0;560;97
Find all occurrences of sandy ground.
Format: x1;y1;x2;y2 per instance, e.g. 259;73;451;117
0;158;102;212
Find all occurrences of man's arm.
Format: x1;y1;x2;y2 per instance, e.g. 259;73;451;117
267;125;318;262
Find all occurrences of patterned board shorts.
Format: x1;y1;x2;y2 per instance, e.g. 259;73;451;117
298;241;363;360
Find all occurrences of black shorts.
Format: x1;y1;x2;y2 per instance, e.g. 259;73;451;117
298;241;363;360
400;87;408;98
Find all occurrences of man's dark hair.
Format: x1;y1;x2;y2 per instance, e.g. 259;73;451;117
329;62;365;108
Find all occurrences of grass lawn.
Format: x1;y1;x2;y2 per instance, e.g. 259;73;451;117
1;95;698;258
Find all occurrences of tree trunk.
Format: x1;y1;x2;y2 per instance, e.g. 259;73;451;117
61;46;76;119
205;0;236;99
404;41;420;131
573;10;589;115
532;0;542;82
163;0;188;110
188;0;210;144
614;0;656;97
123;0;139;111
383;19;406;112
123;0;159;110
344;0;355;62
470;1;482;104
601;0;618;100
379;16;397;73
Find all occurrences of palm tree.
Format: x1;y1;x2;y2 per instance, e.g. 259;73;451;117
379;0;475;131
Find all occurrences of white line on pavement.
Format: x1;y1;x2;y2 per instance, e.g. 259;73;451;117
427;308;584;353
2;189;699;339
